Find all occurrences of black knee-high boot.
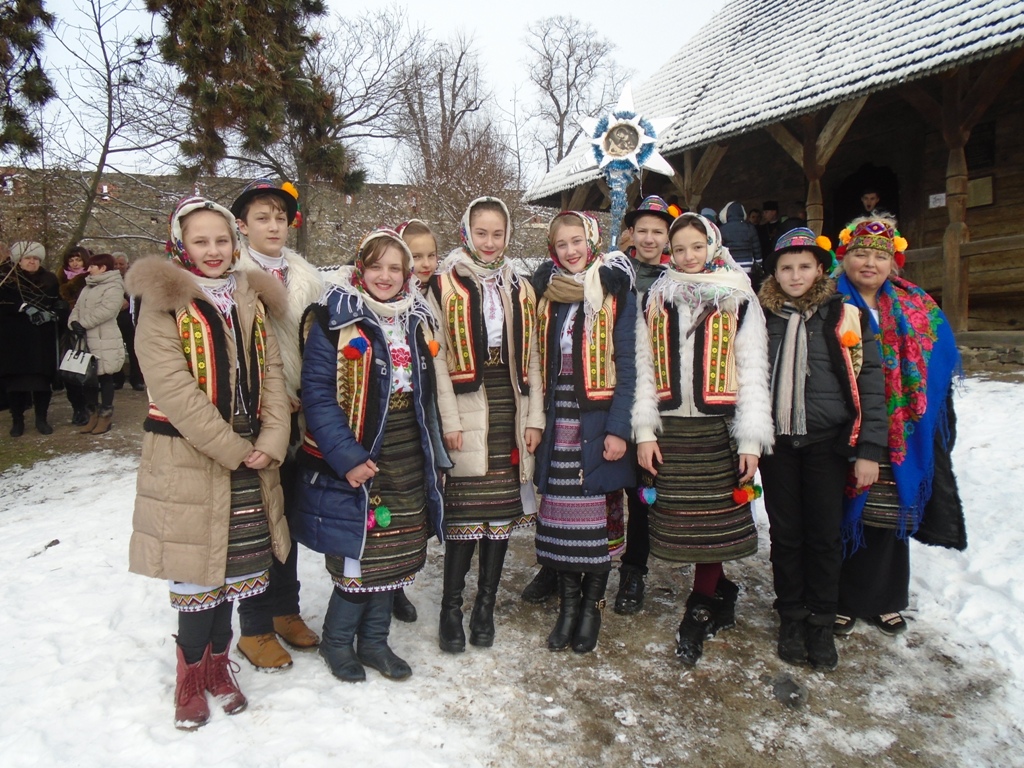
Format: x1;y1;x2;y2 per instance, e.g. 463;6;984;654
469;537;509;647
438;540;476;653
547;571;583;651
572;571;610;653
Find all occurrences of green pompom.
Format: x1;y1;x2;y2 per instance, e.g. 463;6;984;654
375;506;392;528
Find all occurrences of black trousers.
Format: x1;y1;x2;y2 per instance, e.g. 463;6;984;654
85;374;115;409
237;458;301;635
760;439;849;621
619;487;651;572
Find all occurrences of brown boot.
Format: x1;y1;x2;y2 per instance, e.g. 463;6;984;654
206;642;247;715
79;409;98;434
273;614;320;649
91;406;113;434
174;645;210;731
236;632;293;671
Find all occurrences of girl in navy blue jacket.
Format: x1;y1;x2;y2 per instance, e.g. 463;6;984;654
531;211;637;653
293;229;450;683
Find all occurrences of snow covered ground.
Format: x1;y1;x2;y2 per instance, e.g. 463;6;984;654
0;378;1022;766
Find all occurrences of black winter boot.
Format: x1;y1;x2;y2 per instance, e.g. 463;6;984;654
572;571;609;653
806;615;839;671
547;571;583;651
469;537;509;647
320;589;367;682
777;617;809;666
613;564;646;615
9;411;25;438
438;540;475;653
521;565;558;604
392;588;417;623
675;591;715;666
708;576;740;636
357;592;411;681
33;391;52;435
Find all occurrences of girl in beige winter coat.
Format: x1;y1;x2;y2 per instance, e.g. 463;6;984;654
126;196;291;731
68;252;125;434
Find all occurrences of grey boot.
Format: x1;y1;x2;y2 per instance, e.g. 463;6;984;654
357;592;411;681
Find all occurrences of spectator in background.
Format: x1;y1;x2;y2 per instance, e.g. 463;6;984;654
747;208;762;226
778;202;808;235
700;207;718;225
58;244;93;426
718;201;762;280
757;200;782;262
861;187;882;216
112;252;145;391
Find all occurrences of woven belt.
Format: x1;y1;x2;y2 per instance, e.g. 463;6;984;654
389;391;412;411
484;346;502;367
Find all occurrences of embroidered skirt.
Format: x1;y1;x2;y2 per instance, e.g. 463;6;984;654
860;461;900;529
649;416;757;564
444;354;529;541
535;360;618;573
326;397;429;592
169;466;273;612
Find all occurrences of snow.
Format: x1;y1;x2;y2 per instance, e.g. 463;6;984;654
1;377;1023;765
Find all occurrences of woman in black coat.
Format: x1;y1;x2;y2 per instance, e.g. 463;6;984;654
0;242;61;436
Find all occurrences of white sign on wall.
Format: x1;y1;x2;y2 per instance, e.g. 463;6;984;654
928;193;947;209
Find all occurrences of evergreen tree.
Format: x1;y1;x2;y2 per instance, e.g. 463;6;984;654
146;0;356;186
1;0;57;156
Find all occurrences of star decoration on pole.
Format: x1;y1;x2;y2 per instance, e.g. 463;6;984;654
573;85;678;245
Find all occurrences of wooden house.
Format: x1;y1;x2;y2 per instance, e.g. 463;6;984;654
524;0;1024;332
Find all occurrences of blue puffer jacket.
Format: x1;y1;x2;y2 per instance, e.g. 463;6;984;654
291;287;449;560
532;264;637;495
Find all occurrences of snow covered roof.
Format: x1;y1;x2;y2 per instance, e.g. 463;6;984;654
525;0;1024;203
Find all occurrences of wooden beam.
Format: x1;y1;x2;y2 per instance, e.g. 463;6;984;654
567;184;590;211
905;234;1024;263
691;144;728;196
961;48;1024;131
765;123;803;167
902;84;942;128
816;96;868;167
941;68;970;333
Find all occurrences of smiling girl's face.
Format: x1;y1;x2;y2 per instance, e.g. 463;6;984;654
551;221;589;274
469;209;507;263
363;245;407;302
670;225;709;274
181;210;234;279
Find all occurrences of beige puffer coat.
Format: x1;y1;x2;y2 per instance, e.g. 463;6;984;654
69;270;125;376
125;257;292;587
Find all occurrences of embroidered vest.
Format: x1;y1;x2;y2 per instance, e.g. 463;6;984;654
536;293;618;403
435;268;535;395
145;299;269;436
833;303;865;447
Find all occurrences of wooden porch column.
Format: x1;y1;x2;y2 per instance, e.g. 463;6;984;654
903;50;1024;331
765;96;868;234
668;145;728;211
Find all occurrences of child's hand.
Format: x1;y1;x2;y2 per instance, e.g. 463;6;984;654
853;458;879;490
738;454;759;484
525;427;542;454
244;450;271;470
444;431;463;452
603;434;626;462
289;397;302;414
637;441;661;476
346;459;378;488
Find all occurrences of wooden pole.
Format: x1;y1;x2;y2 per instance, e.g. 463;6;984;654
941;70;970;333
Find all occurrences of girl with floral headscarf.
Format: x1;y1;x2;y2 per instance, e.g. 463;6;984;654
293;229;449;684
530;211;637;653
633;212;773;667
126;196;291;730
833;216;966;638
430;197;545;655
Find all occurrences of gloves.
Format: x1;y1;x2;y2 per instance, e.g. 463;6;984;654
70;320;86;335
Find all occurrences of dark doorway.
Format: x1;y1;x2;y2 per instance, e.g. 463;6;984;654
831;163;900;234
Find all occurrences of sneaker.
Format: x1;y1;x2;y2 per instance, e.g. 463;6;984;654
273;614;320;649
777;618;808;665
613;565;646;615
806;623;839;671
237;632;293;671
869;612;908;636
833;614;857;636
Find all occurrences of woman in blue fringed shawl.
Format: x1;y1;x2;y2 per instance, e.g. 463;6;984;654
832;216;967;638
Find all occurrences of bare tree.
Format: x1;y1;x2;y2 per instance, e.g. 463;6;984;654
524;15;631;172
43;0;186;253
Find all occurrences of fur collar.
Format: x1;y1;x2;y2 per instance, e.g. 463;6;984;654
758;275;836;314
126;255;288;318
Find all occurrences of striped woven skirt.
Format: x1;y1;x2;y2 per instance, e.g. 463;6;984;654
327;397;429;592
648;416;757;564
860;461;900;529
444;354;529;541
169;466;273;612
535;363;617;573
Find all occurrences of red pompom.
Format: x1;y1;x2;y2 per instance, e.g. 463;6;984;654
894;251;906;269
836;245;847;259
732;488;747;504
342;346;362;360
510;448;520;466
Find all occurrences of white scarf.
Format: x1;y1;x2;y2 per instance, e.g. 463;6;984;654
192;273;237;322
324;265;435;329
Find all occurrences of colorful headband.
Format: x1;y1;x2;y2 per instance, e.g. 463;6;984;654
836;220;908;269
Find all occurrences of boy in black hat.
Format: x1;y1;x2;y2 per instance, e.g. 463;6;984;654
232;179;326;671
757;228;887;672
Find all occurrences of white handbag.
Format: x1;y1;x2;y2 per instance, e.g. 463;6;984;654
59;336;98;386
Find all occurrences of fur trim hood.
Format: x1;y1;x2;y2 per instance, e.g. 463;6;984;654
126;255;288;319
758;275;836;315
